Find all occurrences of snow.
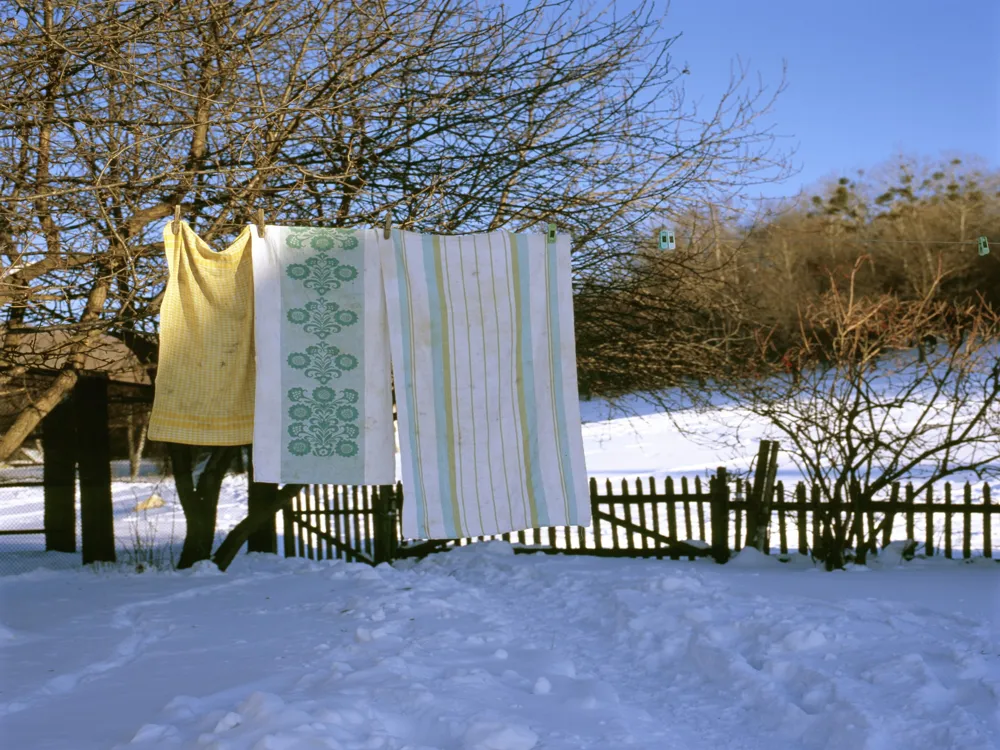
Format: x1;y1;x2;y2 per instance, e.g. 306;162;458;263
1;396;999;749
2;392;996;568
0;546;997;749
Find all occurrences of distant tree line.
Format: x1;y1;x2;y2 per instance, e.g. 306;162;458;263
581;157;1000;400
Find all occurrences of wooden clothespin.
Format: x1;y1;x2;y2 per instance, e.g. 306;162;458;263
172;205;182;236
383;212;392;240
255;209;266;238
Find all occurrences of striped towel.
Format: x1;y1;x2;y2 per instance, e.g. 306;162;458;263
380;229;590;539
251;226;395;485
147;221;255;445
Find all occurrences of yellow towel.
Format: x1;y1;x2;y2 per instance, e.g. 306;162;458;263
147;221;255;445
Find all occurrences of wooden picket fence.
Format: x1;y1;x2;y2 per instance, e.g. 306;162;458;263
281;470;997;564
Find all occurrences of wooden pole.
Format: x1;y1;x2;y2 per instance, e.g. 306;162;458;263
282;494;296;558
745;441;770;548
246;446;278;554
757;441;779;553
943;482;953;559
75;375;116;564
962;482;972;560
982;484;992;559
746;440;779;552
42;395;77;553
373;483;399;565
796;482;808;554
710;467;730;563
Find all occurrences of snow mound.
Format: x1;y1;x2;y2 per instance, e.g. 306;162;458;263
462;720;538;750
729;546;778;568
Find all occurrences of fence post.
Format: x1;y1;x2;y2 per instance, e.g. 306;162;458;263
43;395;77;553
282;489;297;558
983;484;992;559
711;467;730;563
850;479;867;563
245;446;277;554
373;484;399;565
747;441;779;553
75;375;116;565
744;441;769;548
590;478;603;550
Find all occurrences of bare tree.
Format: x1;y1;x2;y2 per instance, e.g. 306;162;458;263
1;0;792;566
714;258;1000;569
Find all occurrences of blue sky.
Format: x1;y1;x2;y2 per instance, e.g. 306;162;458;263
608;0;999;201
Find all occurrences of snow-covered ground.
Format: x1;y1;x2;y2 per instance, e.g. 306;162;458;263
1;393;997;569
0;544;997;750
1;396;998;749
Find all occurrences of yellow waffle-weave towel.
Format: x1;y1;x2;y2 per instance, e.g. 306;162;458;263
147;221;255;445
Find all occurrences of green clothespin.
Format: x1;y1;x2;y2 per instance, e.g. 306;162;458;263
658;228;676;250
547;223;557;243
978;236;990;256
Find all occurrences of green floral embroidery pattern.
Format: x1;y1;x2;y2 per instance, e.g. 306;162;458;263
286;255;358;296
286;299;359;340
287;342;358;385
283;227;364;463
286;227;359;251
286;386;361;458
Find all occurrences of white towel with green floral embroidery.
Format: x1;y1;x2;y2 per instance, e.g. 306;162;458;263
251;226;395;485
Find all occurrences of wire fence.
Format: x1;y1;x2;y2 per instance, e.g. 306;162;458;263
0;457;192;576
0;461;48;575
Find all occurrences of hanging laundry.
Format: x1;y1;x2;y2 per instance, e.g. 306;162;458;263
380;229;590;539
251;226;395;485
148;221;256;445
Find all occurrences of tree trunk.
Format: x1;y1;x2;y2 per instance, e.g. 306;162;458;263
213;482;305;572
0;369;80;463
170;444;239;569
126;407;148;480
0;274;110;463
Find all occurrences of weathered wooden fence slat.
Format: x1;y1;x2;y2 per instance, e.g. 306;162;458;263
984;485;992;558
796;482;808;554
590;509;676;548
733;478;742;552
332;485;344;560
925;485;934;557
777;481;788;554
696;476;707;542
906;483;916;541
621;478;634;549
944;483;953;559
635;478;649;552
648;477;662;555
811;482;821;554
963;482;972;560
295;489;306;559
280;474;998;566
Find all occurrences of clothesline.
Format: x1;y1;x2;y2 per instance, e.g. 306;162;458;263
200;224;987;246
2;218;993;251
209;222;521;234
